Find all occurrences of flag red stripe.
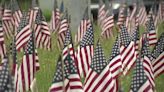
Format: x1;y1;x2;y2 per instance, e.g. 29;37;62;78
84;46;89;71
93;71;112;91
84;70;99;92
79;47;86;77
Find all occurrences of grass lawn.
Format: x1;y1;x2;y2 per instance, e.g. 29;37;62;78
24;23;164;91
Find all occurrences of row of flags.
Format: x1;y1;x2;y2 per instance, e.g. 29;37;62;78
49;0;164;92
0;0;163;91
49;21;164;92
0;0;50;91
98;0;164;43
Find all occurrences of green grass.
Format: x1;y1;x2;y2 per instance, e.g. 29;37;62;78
42;10;52;21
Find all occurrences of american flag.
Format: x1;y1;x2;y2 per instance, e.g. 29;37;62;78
75;7;91;43
131;16;140;57
62;27;74;60
63;27;82;76
120;24;136;75
10;37;18;76
84;41;116;92
2;3;13;38
50;53;83;92
50;0;60;32
34;9;43;48
107;36;122;92
49;56;64;92
138;4;147;26
141;36;155;89
39;11;51;50
34;9;51;50
117;6;127;27
10;37;19;92
151;33;164;78
130;56;153;92
12;0;22;30
17;32;39;91
146;15;157;46
0;20;6;59
62;53;70;92
0;58;14;92
76;24;94;78
57;10;69;50
16;12;31;51
29;0;39;27
108;36;122;79
65;54;83;92
98;0;105;27
101;0;114;39
130;3;137;21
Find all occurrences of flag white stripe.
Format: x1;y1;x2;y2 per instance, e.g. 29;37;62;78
138;80;153;92
23;56;29;91
16;35;30;50
81;47;89;76
109;55;121;77
16;25;30;39
49;82;63;90
153;52;164;77
144;56;155;87
84;70;96;90
86;66;113;92
29;55;34;85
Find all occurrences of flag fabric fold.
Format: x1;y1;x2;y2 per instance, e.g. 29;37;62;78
98;0;105;28
0;57;14;92
120;24;136;75
76;24;94;78
49;56;64;92
17;32;39;91
12;0;22;30
108;36;122;79
50;0;60;32
146;14;157;46
57;10;69;50
15;12;31;51
101;0;114;39
2;2;13;38
49;54;84;92
84;41;116;92
141;36;155;89
0;20;6;59
34;9;51;50
117;5;127;27
151;33;164;77
130;56;153;92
